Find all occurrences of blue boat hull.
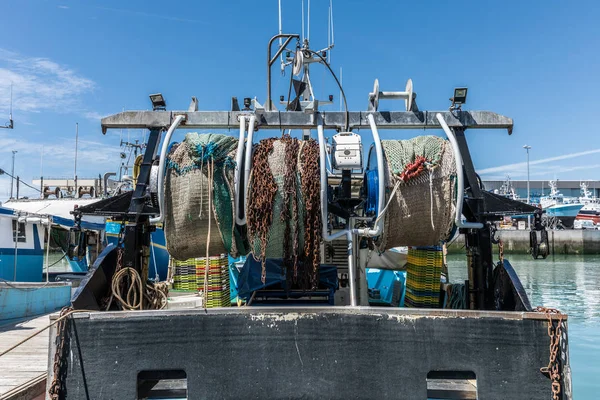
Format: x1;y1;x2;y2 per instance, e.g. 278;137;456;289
546;204;584;218
0;282;71;322
546;204;584;228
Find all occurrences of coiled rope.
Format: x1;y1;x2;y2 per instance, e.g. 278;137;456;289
105;249;168;311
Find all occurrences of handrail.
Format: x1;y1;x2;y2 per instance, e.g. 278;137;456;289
243;116;257;220
149;115;185;225
234;116;247;225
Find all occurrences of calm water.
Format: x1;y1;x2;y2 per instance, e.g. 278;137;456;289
448;254;600;398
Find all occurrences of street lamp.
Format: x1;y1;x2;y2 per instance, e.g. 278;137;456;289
523;145;531;229
523;145;531;203
10;150;17;198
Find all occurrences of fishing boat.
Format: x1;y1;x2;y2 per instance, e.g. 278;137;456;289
540;180;584;228
576;181;600;224
31;3;572;399
0;196;108;322
0;205;72;321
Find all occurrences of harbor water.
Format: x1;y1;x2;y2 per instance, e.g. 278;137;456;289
448;254;600;398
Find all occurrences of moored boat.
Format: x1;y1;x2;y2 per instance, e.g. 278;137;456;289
540;180;584;228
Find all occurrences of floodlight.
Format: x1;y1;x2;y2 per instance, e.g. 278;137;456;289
451;88;468;105
149;93;166;111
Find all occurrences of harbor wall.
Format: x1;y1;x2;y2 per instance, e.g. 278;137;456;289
447;229;600;255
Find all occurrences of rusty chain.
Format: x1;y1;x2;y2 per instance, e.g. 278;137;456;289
48;306;73;400
535;306;564;400
247;137;322;289
246;138;278;283
498;238;504;263
281;134;300;281
300;139;322;289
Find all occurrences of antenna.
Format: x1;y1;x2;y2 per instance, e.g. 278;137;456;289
74;122;79;187
301;0;305;42
1;84;14;129
307;0;310;42
9;83;12;122
339;67;342;111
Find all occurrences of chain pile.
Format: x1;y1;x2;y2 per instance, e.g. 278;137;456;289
536;306;564;400
247;138;279;282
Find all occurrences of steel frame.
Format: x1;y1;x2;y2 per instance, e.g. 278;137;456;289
100;108;512;309
100;110;513;133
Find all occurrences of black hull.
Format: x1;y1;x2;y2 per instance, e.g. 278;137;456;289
560;216;576;229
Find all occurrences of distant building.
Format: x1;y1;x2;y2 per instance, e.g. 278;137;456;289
482;180;600;200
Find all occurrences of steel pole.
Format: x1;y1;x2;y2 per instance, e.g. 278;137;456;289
74;122;79;192
526;148;530;205
10;150;16;198
524;145;531;229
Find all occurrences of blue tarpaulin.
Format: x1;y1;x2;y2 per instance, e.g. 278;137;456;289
237;257;338;301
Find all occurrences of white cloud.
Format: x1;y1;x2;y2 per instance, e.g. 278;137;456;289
0;134;122;172
83;111;104;121
478;149;600;176
57;5;69;9
0;49;95;114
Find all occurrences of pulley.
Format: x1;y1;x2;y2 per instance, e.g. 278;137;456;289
292;49;304;76
368;78;414;112
149;161;159;208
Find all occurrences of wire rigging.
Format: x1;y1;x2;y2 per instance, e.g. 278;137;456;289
308;50;349;131
0;167;42;193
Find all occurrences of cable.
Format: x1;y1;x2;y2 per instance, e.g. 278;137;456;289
308;50;349;131
0;168;42;193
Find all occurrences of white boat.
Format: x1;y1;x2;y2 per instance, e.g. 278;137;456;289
577;182;600;224
539;180;584;228
494;175;521;201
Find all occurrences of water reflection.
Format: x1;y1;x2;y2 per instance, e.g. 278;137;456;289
448;254;600;397
447;254;600;325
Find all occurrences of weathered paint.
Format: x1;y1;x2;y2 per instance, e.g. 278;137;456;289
0;282;71;321
49;307;571;399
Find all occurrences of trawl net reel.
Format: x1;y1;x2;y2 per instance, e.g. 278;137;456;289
81;31;532;312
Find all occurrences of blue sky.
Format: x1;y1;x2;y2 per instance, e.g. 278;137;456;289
1;0;599;201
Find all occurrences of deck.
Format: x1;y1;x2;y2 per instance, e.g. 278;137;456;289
0;314;49;400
